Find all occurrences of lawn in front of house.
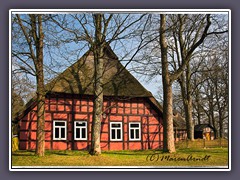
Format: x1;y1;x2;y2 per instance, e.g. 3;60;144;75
12;147;228;167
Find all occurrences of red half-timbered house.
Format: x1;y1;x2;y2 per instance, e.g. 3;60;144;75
16;46;185;151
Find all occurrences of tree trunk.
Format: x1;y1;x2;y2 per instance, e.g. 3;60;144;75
90;14;104;155
160;14;176;153
90;53;104;155
34;15;45;157
173;15;213;141
185;64;194;140
210;100;218;138
35;72;45;156
216;94;224;138
218;112;224;138
162;82;176;153
181;94;194;141
196;91;201;125
214;78;224;138
179;71;194;140
184;97;194;140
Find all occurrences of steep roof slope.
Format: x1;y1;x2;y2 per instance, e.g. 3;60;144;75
46;47;152;97
173;111;186;130
15;46;164;121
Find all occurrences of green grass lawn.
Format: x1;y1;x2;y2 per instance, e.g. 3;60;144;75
12;147;228;167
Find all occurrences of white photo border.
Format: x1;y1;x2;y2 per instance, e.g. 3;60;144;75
9;9;231;171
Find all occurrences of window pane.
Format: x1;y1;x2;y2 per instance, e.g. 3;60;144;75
117;129;121;139
76;122;86;126
136;129;139;139
61;128;65;139
82;128;86;139
112;129;115;139
112;123;120;128
130;124;139;128
76;128;80;138
55;128;59;138
55;122;65;126
130;129;134;139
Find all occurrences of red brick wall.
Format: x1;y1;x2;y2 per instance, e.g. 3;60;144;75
19;94;163;151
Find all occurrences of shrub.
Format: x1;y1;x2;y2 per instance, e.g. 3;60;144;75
12;136;19;152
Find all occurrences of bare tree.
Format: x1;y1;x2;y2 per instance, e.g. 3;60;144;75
89;14;110;155
50;13;147;155
200;49;228;138
11;73;35;118
159;14;214;152
189;31;229;139
160;14;176;152
12;14;46;156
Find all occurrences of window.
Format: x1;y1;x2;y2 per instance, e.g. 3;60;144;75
53;121;67;140
74;121;87;140
110;122;122;141
129;122;141;141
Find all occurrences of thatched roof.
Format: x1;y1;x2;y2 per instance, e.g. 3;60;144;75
45;46;152;98
15;46;164;121
173;112;186;130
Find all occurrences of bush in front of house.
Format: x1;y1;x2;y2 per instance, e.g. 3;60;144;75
12;136;19;152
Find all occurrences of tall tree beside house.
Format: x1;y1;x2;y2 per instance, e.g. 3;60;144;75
90;14;109;155
159;14;213;152
90;14;149;155
13;14;45;156
169;15;211;141
160;14;175;152
50;13;146;155
122;14;228;152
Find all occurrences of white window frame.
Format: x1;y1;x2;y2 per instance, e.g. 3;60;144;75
110;122;122;141
129;122;141;141
74;121;87;140
53;120;67;140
